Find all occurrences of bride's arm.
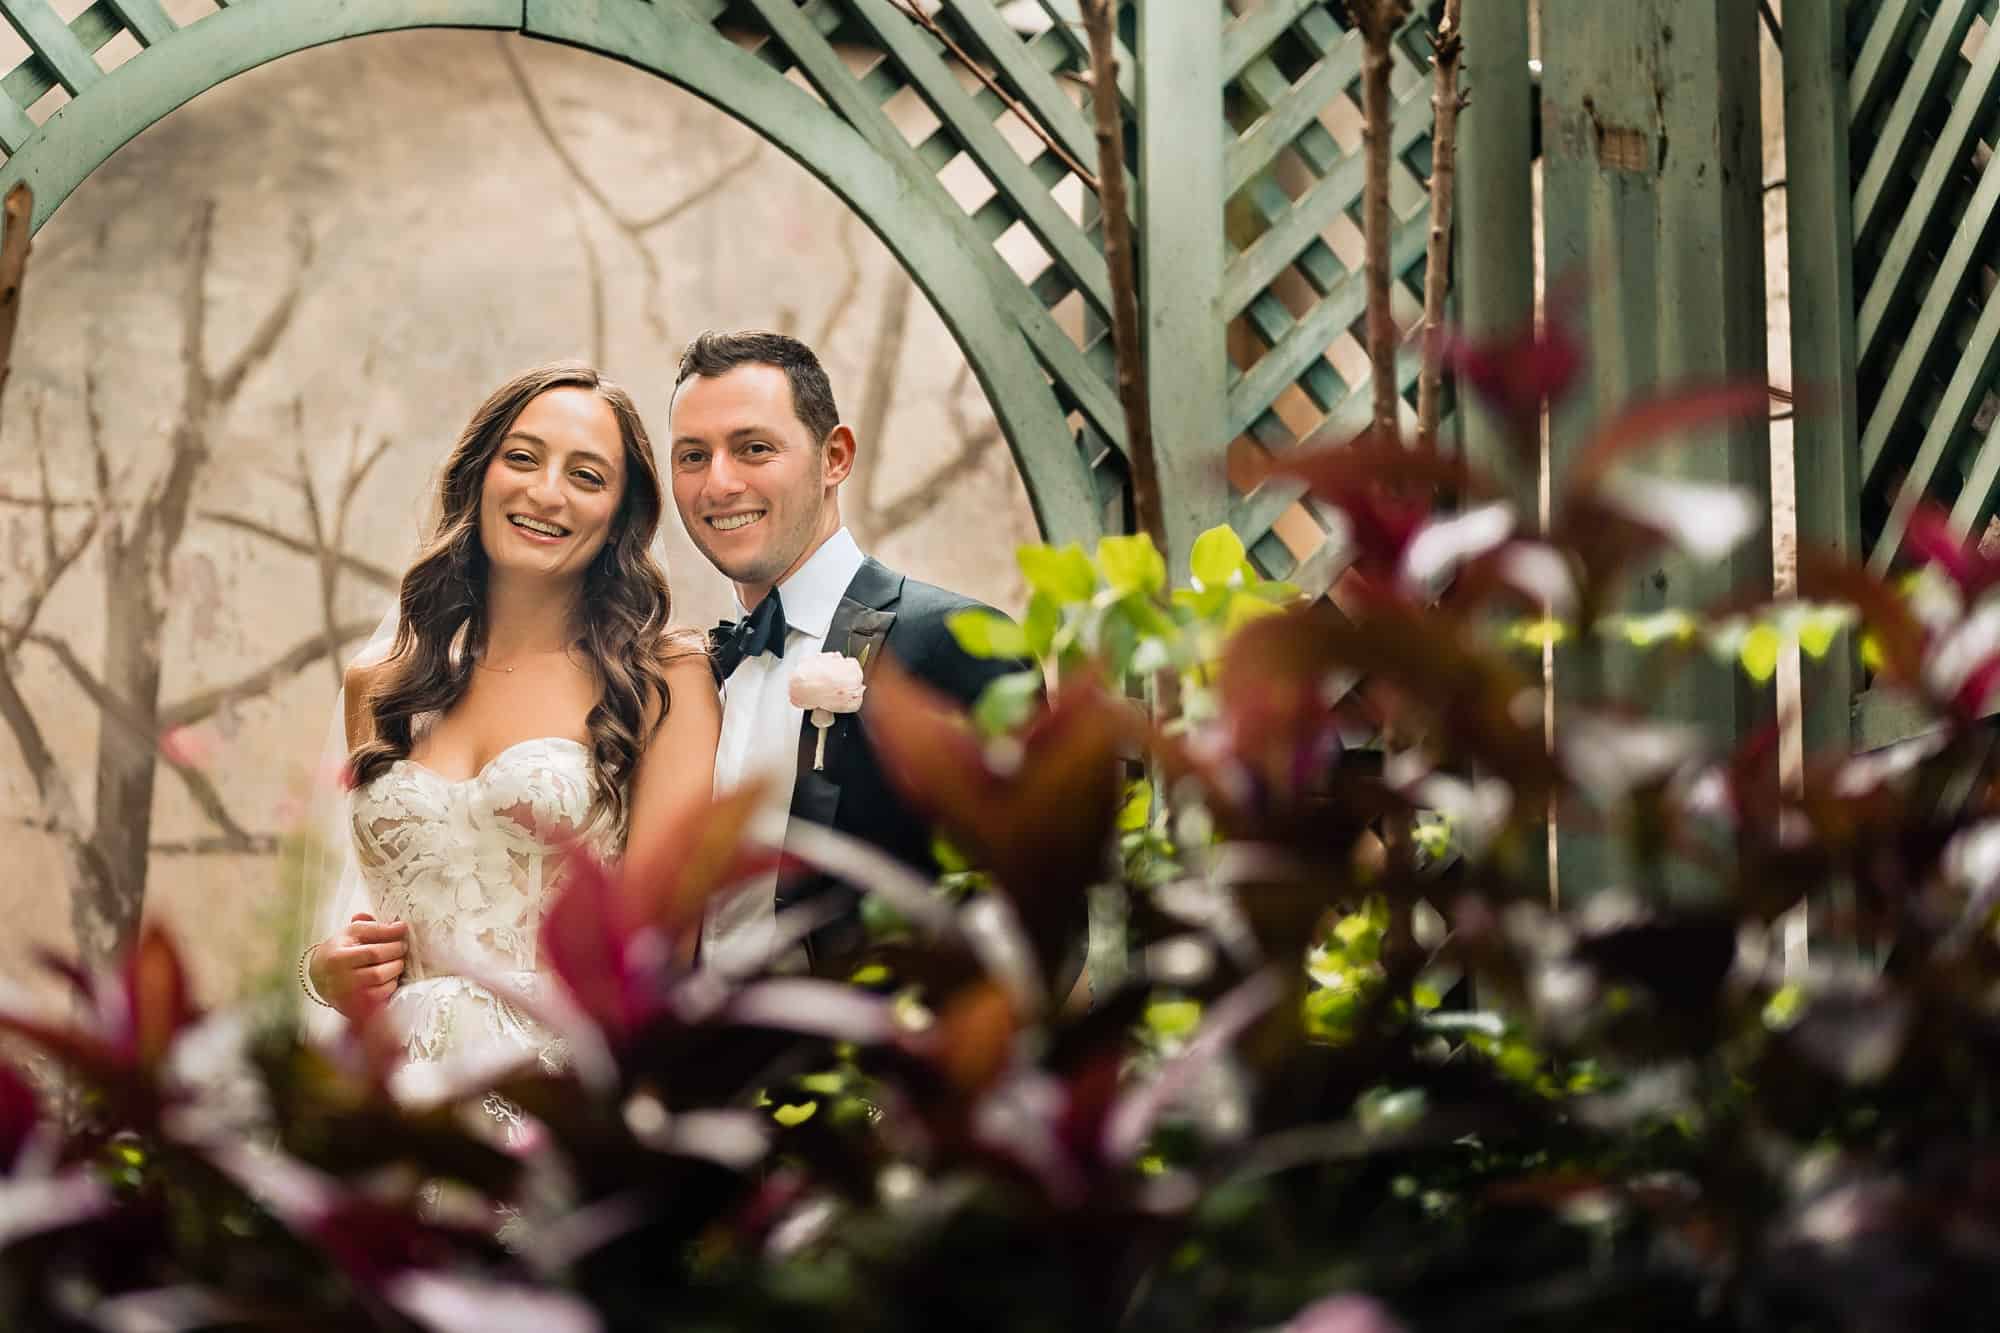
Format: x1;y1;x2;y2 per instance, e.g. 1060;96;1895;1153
624;649;723;950
306;658;408;1019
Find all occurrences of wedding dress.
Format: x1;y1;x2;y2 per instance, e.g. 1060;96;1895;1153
346;734;621;1111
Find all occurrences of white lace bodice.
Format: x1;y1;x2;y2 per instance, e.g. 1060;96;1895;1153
348;736;621;1082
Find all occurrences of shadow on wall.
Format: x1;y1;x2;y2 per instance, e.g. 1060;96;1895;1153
0;28;1038;1006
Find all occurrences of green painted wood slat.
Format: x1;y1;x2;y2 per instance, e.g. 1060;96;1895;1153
1785;0;1865;754
1137;0;1232;575
1223;81;1432;317
1849;0;1928;129
1227;212;1429;437
1456;0;1536;519
1222;0;1327;85
1947;407;2000;538
739;0;1129;457
0;3;149;152
527;0;1108;547
1226;25;1362;197
1858;146;2000;488
102;0;176;47
0;87;33;153
0;0;105;94
0;0;522;226
1856;21;2000;368
841;0;1114;322
1851;0;1979;250
1873;283;2000;569
945;0;1099;172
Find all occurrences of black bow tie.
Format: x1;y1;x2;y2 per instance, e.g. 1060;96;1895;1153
710;591;788;683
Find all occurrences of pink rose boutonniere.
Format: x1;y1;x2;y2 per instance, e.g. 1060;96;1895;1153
789;651;867;771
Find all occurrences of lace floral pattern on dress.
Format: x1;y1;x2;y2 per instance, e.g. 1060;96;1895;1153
349;737;619;1087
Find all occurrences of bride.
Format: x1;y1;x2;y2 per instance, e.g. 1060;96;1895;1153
297;361;718;1094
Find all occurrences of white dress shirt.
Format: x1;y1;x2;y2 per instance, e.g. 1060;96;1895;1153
701;526;867;972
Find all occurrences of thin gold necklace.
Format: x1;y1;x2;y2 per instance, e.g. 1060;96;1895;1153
476;647;569;675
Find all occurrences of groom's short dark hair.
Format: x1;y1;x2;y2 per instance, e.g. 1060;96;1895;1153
674;330;841;447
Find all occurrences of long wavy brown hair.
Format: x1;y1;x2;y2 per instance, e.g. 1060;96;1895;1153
349;362;702;829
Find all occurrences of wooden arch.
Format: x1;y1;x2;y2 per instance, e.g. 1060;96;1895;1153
0;0;1443;587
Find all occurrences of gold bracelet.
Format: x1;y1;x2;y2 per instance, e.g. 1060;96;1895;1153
298;943;334;1009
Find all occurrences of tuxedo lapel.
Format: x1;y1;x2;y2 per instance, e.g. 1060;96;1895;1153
783;559;903;839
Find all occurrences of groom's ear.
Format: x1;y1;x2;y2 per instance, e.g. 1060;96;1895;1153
821;423;857;489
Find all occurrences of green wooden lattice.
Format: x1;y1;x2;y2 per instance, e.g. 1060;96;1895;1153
0;0;1442;600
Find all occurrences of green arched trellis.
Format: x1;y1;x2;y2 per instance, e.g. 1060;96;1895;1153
0;0;1443;589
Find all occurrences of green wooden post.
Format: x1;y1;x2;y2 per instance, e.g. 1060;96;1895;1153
1455;0;1546;893
1784;0;1862;756
1455;0;1535;517
1541;1;1773;900
1136;0;1230;579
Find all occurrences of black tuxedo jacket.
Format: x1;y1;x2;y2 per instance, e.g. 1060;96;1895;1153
767;557;1026;971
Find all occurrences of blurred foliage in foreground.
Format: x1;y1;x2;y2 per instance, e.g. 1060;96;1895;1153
9;310;2000;1332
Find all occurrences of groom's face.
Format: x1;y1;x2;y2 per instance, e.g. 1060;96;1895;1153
669;364;853;597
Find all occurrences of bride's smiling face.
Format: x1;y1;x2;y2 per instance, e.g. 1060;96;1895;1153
477;386;628;583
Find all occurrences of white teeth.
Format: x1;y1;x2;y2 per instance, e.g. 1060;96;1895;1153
510;515;567;537
711;512;764;531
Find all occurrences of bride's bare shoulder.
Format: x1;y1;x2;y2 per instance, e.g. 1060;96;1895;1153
645;626;717;734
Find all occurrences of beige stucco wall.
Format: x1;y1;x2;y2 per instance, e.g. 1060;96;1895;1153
0;28;1039;1004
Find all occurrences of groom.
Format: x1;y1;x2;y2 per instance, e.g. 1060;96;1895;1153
666;330;1026;975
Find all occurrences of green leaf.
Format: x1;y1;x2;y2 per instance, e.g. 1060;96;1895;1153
1145;998;1203;1041
1190;525;1247;589
1022;591;1060;659
1172;585;1232;620
1018;542;1098;604
948;608;1030;659
1120;593;1181;640
772;1102;819;1128
930;834;972;874
1738;623;1781;682
1224;592;1283;634
1859;629;1885;672
1117;780;1152;832
1250;579;1302;604
970;670;1043;737
1097;533;1167;598
1796;604;1852;659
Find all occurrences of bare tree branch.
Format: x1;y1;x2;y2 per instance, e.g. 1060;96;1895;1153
629;139;765;233
3;815;282;859
160;618;380;729
814;214;866;350
574;199;608;367
9;625;311;854
1078;0;1163;555
870;364;1005;535
498;34;764;344
844;277;915;543
0;491;99;511
10;628;151;739
148;834;283;857
5;427;101;656
194;510;400;588
1414;0;1464;443
211;217;316;408
1348;0;1414;438
161;759;263;852
82;366;114;523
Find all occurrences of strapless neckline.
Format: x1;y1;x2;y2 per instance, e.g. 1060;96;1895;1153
394;735;590;786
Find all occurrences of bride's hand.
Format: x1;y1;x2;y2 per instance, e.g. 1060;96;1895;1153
309;912;408;1020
